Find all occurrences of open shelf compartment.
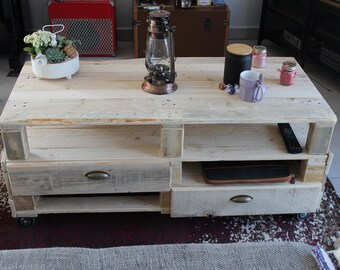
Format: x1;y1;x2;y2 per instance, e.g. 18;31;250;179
21;123;315;162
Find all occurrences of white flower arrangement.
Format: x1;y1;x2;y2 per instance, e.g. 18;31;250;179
23;25;79;64
23;25;80;79
24;30;54;54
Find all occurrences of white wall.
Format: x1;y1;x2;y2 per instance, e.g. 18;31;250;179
227;0;263;27
28;0;263;40
226;0;263;39
27;0;49;32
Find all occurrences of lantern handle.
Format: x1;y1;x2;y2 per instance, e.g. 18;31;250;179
168;25;176;83
41;24;65;47
42;24;65;35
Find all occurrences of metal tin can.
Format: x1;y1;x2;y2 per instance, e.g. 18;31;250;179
252;45;267;68
279;61;297;86
223;43;253;86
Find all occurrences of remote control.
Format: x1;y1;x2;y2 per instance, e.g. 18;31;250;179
278;123;303;154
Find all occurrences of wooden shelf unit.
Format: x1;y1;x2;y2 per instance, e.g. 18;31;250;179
258;0;313;66
308;0;340;74
0;57;336;220
259;0;340;73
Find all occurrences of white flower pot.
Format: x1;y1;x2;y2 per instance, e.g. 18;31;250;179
31;53;80;79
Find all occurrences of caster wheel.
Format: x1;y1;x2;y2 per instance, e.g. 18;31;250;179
17;217;36;227
296;213;309;221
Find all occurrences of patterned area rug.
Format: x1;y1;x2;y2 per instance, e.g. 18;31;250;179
0;168;339;250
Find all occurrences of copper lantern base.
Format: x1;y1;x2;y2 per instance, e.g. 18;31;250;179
142;81;178;95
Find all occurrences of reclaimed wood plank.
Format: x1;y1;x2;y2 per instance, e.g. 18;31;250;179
16;195;161;216
8;160;171;196
1;124;326;162
306;122;334;154
0;57;336;126
171;182;322;217
160;124;184;157
1;126;29;160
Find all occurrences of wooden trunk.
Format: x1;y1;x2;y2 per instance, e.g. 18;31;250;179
133;1;230;58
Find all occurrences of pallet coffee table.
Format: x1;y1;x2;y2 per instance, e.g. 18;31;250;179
0;57;336;226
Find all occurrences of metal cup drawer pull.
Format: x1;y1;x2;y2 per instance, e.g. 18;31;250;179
230;195;253;203
85;171;110;180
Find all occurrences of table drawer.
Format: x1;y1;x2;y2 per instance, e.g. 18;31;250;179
7;160;171;196
171;182;322;217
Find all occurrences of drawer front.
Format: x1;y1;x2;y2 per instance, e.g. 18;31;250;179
171;183;322;217
7;160;171;196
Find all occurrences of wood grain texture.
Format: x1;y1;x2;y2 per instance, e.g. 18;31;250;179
1;127;29;160
16;195;162;216
171;182;322;217
306;123;334;154
0;58;336;126
0;57;336;218
1;123;327;163
12;196;37;211
7;160;171;196
160;125;184;158
300;157;327;182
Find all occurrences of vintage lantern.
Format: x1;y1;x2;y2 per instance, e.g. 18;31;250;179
142;10;177;95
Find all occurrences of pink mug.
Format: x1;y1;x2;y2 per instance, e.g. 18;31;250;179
239;70;265;102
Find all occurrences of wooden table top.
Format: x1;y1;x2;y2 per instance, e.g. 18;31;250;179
0;57;336;127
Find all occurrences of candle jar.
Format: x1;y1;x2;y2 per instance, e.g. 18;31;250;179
252;45;267;68
279;61;297;86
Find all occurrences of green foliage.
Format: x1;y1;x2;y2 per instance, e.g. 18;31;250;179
23;47;36;57
45;47;66;63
